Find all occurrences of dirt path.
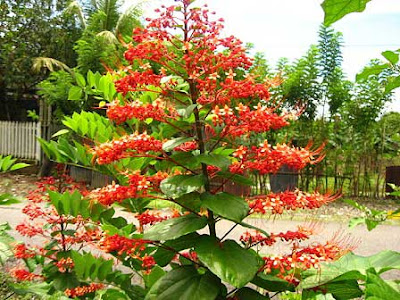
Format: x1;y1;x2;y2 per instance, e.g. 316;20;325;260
1;174;400;256
2;199;399;257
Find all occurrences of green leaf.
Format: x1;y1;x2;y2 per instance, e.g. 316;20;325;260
51;129;69;138
143;214;207;241
152;233;200;266
162;137;194;152
217;171;254;186
145;266;221;300
321;0;372;26
0;155;15;172
174;192;202;212
197;153;231;169
176;104;197;118
144;266;166;289
201;192;248;222
320;280;363;299
349;217;367;228
75;73;86;87
0;193;20;205
382;50;400;65
239;221;270;237
195;236;262;288
251;273;295;292
300;251;400;290
385;75;400;93
68;86;83;100
52;272;80;291
365;270;400;299
160;175;206;199
356;63;389;81
235;287;270;299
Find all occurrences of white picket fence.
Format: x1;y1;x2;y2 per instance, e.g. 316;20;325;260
0;121;41;161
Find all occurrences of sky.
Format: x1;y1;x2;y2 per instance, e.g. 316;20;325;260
134;0;400;112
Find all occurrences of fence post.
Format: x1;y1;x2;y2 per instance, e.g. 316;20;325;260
36;122;42;162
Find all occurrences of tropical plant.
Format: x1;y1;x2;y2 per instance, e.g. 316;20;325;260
9;1;363;299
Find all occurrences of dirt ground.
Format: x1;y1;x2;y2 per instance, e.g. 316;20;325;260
1;173;400;282
1;173;399;221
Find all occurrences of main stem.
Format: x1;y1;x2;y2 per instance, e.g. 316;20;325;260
183;2;216;238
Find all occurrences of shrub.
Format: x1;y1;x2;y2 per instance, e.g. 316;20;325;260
12;1;358;299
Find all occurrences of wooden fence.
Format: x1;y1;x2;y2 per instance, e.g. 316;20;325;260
0;121;41;161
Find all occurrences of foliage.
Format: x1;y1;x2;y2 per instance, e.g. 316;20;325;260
9;1;361;299
0;156;29;173
0;0;81;97
322;0;400;93
321;0;373;26
300;250;400;299
36;0;144;120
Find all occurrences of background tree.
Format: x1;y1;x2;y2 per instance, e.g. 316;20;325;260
0;0;82;101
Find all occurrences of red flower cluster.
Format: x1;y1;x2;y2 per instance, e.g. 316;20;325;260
115;70;163;95
262;238;354;284
13;243;36;259
99;234;155;271
10;267;42;281
136;210;167;227
106;99;177;125
174;141;198;152
212;103;292;136
16;222;44;237
240;226;312;247
92;132;163;164
64;283;105;298
230;141;325;175
54;257;75;273
88;172;168;206
247;189;340;215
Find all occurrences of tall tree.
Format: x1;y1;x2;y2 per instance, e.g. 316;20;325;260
0;0;82;98
317;25;348;117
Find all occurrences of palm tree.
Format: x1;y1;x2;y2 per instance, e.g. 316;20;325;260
33;0;147;74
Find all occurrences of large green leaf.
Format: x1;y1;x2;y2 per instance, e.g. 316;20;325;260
196;153;231;169
320;280;363;299
382;50;399;65
356;63;389;82
217;171;254;186
321;0;372;26
300;251;400;289
143;214;207;241
201;192;248;222
195;236;262;288
160;175;206;199
145;266;221;300
365;270;400;299
152;233;200;266
251;273;295;292
68;86;83;100
144;266;166;289
385;75;400;93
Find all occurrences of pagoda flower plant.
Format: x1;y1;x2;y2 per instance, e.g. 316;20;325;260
10;1;356;299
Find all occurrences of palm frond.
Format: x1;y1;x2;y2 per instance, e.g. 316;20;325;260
65;0;87;28
115;0;148;37
97;30;119;44
32;57;72;74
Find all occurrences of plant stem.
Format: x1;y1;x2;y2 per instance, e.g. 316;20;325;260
183;1;216;238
